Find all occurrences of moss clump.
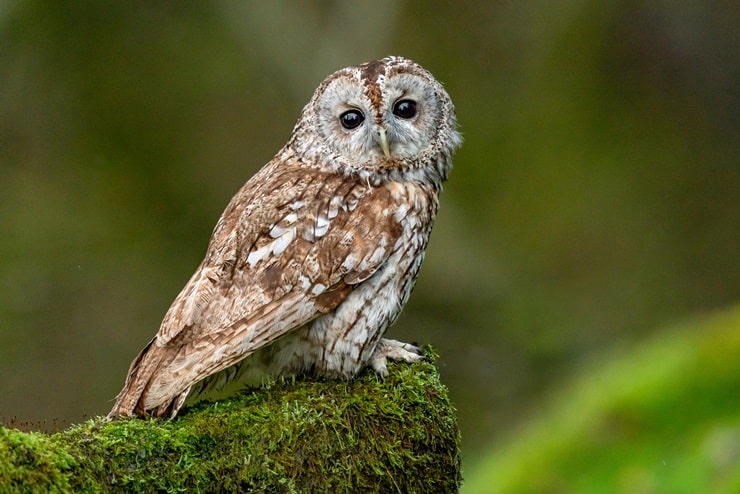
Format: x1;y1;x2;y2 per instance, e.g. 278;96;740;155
1;348;460;493
0;427;76;493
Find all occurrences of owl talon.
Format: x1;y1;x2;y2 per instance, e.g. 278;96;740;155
373;363;389;380
369;338;425;378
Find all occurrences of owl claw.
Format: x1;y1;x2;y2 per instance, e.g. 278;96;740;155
370;338;425;378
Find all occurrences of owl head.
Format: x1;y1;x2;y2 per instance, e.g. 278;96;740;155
288;56;462;185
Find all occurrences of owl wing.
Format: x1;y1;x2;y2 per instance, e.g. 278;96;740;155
116;158;405;414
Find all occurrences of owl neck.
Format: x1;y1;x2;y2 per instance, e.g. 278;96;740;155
346;160;450;194
283;143;451;192
378;150;453;189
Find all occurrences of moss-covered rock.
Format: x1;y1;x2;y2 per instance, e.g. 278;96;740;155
0;349;460;493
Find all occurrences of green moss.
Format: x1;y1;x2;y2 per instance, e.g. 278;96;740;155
1;348;460;493
0;427;76;493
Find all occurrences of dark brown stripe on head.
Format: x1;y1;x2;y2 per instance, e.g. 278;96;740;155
360;59;386;119
361;59;386;82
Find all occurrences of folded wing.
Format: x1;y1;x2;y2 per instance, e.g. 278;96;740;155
109;159;404;417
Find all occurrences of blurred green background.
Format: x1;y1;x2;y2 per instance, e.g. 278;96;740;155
1;1;738;490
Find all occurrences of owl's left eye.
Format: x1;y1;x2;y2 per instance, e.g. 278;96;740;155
339;109;365;130
393;99;417;119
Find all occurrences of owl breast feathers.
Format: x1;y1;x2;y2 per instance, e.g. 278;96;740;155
109;56;462;418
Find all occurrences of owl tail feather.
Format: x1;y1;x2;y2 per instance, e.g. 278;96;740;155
107;338;189;419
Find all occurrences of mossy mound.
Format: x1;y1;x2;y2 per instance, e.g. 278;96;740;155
1;349;460;493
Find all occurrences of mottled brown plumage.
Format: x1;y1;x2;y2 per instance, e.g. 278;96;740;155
109;56;461;418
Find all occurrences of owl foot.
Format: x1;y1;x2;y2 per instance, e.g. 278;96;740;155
369;338;425;379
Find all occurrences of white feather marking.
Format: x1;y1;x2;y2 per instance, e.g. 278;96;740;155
269;224;287;238
327;195;344;218
368;245;386;265
247;243;272;267
271;228;295;255
288;200;305;210
315;215;331;237
284;212;298;224
341;252;359;272
310;283;326;296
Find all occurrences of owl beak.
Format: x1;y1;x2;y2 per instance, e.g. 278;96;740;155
377;127;391;157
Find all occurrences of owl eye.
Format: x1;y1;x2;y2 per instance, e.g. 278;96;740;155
393;99;417;119
339;109;365;129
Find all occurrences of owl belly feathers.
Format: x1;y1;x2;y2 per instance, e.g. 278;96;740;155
109;56;460;418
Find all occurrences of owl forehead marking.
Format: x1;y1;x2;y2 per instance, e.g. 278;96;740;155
360;59;387;117
361;59;386;82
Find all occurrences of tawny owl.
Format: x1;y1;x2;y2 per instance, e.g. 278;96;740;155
108;56;462;419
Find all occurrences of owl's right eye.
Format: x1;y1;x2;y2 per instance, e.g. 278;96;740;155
339;109;365;130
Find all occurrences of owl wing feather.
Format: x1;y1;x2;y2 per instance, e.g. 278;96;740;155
110;155;404;416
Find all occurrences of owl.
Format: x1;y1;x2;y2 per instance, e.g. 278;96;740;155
108;56;462;419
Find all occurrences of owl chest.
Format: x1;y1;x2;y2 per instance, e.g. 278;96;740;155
393;217;432;306
306;184;437;360
390;180;438;248
373;181;439;305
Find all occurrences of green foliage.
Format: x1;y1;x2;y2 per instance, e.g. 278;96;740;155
0;351;460;493
464;306;740;493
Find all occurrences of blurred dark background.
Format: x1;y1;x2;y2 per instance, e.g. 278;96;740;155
1;0;738;475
